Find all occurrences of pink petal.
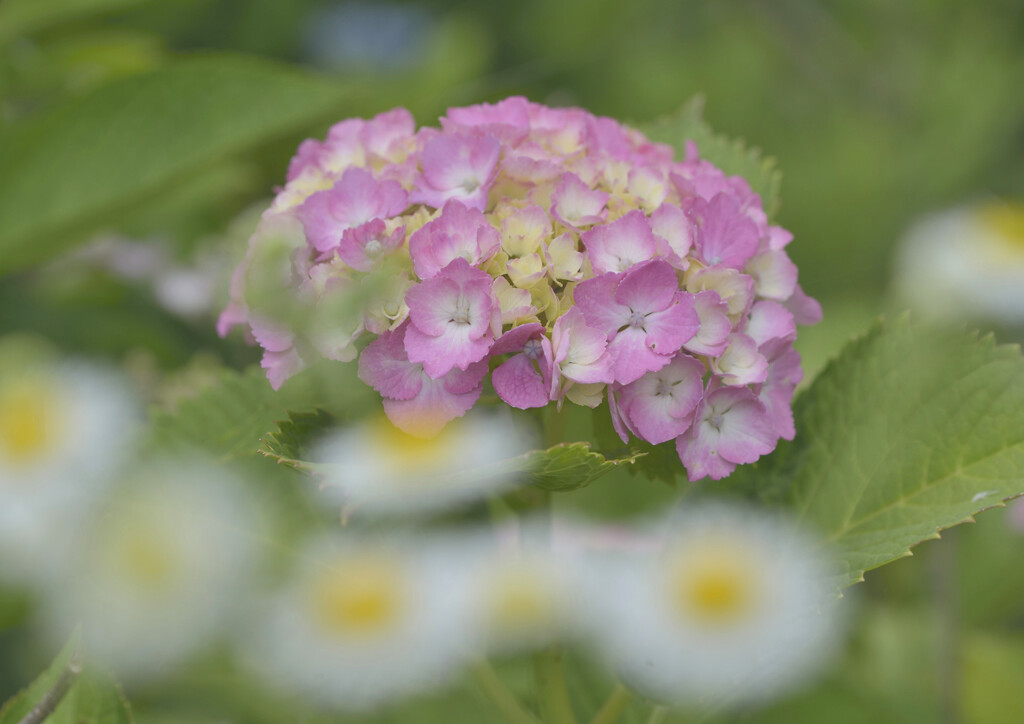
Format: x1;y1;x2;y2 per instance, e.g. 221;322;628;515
640;294;700;354
575;272;630;335
713;392;777;464
746;250;798;301
784;284;823;325
582;210;658;274
684;290;732;356
357;323;423;401
383;374;483;439
404;322;493;379
608;327;672;384
551;173;608;229
688;193;759;269
650;203;695;269
620;353;705;444
712;333;769;386
412;133;501;211
491;322;545;356
613;259;679;314
493;354;549;409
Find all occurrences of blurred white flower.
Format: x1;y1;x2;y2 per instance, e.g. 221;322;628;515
39;459;257;682
245;534;473;710
447;524;578;655
313;411;534;515
0;358;137;584
894;201;1024;326
581;505;841;708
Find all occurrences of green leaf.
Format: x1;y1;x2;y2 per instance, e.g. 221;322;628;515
258;409;336;472
258;413;643;494
0;0;150;46
0;53;348;271
727;317;1024;589
641;96;782;219
0;629;133;724
519;442;645;492
148;360;373;460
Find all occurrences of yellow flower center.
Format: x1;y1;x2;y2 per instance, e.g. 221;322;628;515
116;531;179;591
367;414;459;471
486;567;554;631
977;202;1024;254
669;545;760;626
0;379;60;465
310;557;406;636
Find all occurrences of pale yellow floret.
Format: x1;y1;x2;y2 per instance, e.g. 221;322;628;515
493;277;538;324
627;169;669;212
309;555;407;636
321;145;367;176
401;206;439;237
0;376;61;466
564;382;605;408
667;541;762;627
600;161;632;196
501;211;548;258
271;167;334;212
507;254;548;288
530;281;561;324
545;233;585;283
545;127;585;156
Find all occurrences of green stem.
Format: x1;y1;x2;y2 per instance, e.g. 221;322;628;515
588;683;634;724
533;646;578;724
646;705;669;724
471;661;544;724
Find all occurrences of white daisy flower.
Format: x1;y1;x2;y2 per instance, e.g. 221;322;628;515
581;505;841;708
894;201;1024;326
449;524;578;655
313;410;534;516
38;459;257;682
0;355;138;585
244;533;474;710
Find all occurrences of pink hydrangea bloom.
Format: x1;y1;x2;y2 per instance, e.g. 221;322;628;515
613;353;705;445
404;258;499;378
581;210;659;274
297;168;408;256
575;260;700;385
408;200;501;280
410;132;501;211
358;322;487;438
675;386;777;481
490;323;553;409
221;98;818;476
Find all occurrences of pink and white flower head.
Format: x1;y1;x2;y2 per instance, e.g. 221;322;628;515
221;99;818;479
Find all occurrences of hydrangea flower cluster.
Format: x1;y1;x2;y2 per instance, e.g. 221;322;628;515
220;98;821;480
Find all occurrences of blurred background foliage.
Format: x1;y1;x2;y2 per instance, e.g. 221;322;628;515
1;0;1023;722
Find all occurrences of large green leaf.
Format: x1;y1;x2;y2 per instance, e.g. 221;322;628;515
727;317;1024;589
0;0;150;46
0;629;133;724
641;96;782;219
0;53;348;271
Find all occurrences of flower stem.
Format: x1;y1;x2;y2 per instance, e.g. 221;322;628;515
471;661;544;724
18;645;82;724
533;646;578;724
588;683;633;724
646;705;669;724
